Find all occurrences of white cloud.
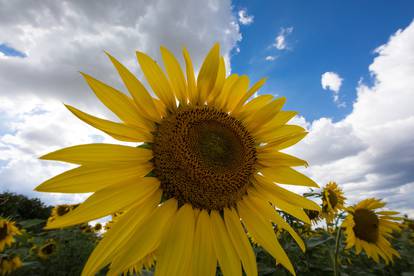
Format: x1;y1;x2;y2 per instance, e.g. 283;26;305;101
273;27;293;50
289;20;414;216
265;55;276;61
0;0;242;205
237;9;254;25
321;71;345;106
0;0;241;106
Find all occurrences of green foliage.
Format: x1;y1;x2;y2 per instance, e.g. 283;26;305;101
12;228;101;276
255;226;414;275
0;192;52;220
1;192;414;275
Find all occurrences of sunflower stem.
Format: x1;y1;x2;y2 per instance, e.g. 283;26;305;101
333;226;342;276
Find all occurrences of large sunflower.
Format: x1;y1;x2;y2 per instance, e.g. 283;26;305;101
35;44;320;276
342;198;401;264
321;181;345;224
0;218;21;252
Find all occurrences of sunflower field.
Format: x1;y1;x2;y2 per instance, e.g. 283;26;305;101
1;190;414;275
1;45;414;276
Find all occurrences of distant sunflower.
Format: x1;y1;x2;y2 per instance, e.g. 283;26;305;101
35;44;320;276
0;255;22;275
38;240;57;260
93;223;102;232
304;209;322;225
342;198;402;264
48;204;79;225
321;182;345;224
0;218;21;252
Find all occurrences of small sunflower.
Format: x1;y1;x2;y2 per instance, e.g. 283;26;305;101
0;255;22;276
342;198;402;264
48;204;79;225
321;182;345;224
93;223;102;232
304;209;322;225
79;223;92;233
0;218;21;252
38;240;57;260
35;44;320;276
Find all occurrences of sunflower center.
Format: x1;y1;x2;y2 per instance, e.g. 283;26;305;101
353;209;379;243
0;225;8;240
305;210;320;220
327;190;338;208
56;205;70;216
152;106;257;210
41;243;56;255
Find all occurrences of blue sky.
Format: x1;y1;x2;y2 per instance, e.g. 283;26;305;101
232;0;414;121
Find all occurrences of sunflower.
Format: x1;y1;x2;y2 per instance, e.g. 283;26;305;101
35;44;320;276
48;204;79;225
321;181;345;224
38;240;57;260
304;209;322;225
0;255;22;276
93;223;102;232
0;218;21;252
342;198;402;264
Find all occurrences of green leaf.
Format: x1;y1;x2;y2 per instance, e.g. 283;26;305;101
19;219;45;228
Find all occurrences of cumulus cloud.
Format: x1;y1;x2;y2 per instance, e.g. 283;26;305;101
265;55;276;61
0;0;241;106
273;27;293;50
289;20;414;216
0;0;242;205
238;9;254;25
321;71;345;106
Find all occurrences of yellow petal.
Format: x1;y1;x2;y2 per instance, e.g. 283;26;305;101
81;73;150;130
232;78;267;115
160;46;188;105
136;51;176;111
35;163;152;193
260;132;308;151
257;125;306;144
272;198;311;224
106;52;161;122
155;204;195;276
192;210;217;276
81;189;161;276
207;56;226;105
224;208;257;276
197;43;220;105
40;143;152;165
257;151;308;168
247;195;305;252
237;199;296;275
254;111;298;137
65;104;152;142
243;98;286;132
46;178;160;228
183;48;197;105
215;74;239;110
109;199;178;275
226;75;250;112
254;175;320;211
260;167;318;187
210;210;242;276
236;94;273;119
